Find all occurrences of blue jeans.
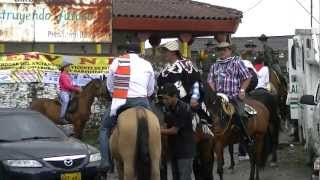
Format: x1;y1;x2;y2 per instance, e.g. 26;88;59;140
99;97;150;167
171;158;193;180
59;91;70;119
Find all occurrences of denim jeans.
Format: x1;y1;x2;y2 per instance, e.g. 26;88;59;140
99;97;150;167
59;91;70;119
171;158;193;180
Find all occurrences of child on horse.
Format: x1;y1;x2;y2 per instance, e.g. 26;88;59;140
58;62;81;125
99;43;155;172
207;42;253;144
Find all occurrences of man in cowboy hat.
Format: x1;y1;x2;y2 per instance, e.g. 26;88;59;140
258;34;288;84
58;62;81;125
243;40;258;62
207;41;253;144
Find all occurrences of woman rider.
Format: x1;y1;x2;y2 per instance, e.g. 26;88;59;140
58;62;81;125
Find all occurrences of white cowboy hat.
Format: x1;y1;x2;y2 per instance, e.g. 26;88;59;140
162;41;180;51
215;42;232;49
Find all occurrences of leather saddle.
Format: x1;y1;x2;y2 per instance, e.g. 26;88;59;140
55;93;79;119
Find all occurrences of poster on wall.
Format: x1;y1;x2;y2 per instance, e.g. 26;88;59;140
0;52;110;85
0;0;112;42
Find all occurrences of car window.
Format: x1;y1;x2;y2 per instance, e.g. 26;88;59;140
0;112;66;141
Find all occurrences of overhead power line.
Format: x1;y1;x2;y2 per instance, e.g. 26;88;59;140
243;0;265;13
295;0;320;25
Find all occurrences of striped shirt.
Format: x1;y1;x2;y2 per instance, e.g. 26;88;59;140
207;56;252;98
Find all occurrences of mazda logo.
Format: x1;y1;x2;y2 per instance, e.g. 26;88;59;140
64;159;73;167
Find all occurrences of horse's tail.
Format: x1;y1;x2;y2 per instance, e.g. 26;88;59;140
135;107;151;180
260;129;273;168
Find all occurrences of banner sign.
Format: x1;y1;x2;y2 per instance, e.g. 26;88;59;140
0;0;112;42
0;52;111;86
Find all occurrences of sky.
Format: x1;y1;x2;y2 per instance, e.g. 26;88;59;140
146;0;320;47
195;0;320;37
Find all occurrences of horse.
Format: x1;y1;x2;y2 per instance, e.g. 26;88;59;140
109;107;161;180
269;69;289;122
206;92;272;180
227;88;281;169
151;98;214;180
30;78;109;139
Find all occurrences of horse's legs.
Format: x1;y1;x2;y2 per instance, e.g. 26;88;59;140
271;143;278;166
151;159;161;180
123;158;135;180
228;144;235;170
116;160;124;180
255;164;260;180
215;144;224;180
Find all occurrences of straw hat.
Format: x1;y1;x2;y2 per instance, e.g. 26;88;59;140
162;41;180;51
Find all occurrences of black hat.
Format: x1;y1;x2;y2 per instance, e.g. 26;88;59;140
244;40;257;48
127;43;141;53
258;34;269;41
205;39;216;47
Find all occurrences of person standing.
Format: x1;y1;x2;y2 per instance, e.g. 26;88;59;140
158;83;195;180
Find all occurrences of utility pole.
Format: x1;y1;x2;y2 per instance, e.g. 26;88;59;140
311;0;313;28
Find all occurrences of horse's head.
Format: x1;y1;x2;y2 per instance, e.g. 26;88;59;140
83;76;111;101
204;89;235;130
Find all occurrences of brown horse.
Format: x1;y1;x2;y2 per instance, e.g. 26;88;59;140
30;78;109;139
206;92;271;180
109;107;161;180
269;69;288;121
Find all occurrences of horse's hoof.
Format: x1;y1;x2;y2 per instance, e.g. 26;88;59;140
270;162;278;167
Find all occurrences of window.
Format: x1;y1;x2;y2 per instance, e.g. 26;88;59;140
306;39;312;49
291;45;297;70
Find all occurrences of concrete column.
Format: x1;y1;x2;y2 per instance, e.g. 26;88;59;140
96;44;102;54
48;44;55;53
0;44;5;53
137;32;151;55
149;34;161;56
179;33;192;58
214;32;230;43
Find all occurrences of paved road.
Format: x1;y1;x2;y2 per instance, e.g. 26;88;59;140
84;130;312;180
108;138;310;180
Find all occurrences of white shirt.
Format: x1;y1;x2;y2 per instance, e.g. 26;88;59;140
256;66;269;89
242;60;257;74
107;53;155;98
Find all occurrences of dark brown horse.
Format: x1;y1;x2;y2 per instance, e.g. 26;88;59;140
30;78;109;139
269;69;289;122
206;92;272;180
151;100;214;180
227;88;281;169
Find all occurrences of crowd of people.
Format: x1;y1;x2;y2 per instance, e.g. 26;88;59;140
58;34;282;179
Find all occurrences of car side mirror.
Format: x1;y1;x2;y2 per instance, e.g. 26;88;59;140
300;95;317;105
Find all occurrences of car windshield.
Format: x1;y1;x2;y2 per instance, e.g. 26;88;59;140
0;111;66;142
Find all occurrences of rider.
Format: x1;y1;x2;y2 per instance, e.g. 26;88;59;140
258;34;288;84
158;40;210;122
99;43;155;171
207;42;253;144
58;62;81;125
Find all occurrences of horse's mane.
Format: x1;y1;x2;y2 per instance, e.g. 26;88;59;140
83;79;100;89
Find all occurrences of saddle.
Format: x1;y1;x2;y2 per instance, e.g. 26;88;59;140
222;101;257;117
56;93;79;120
